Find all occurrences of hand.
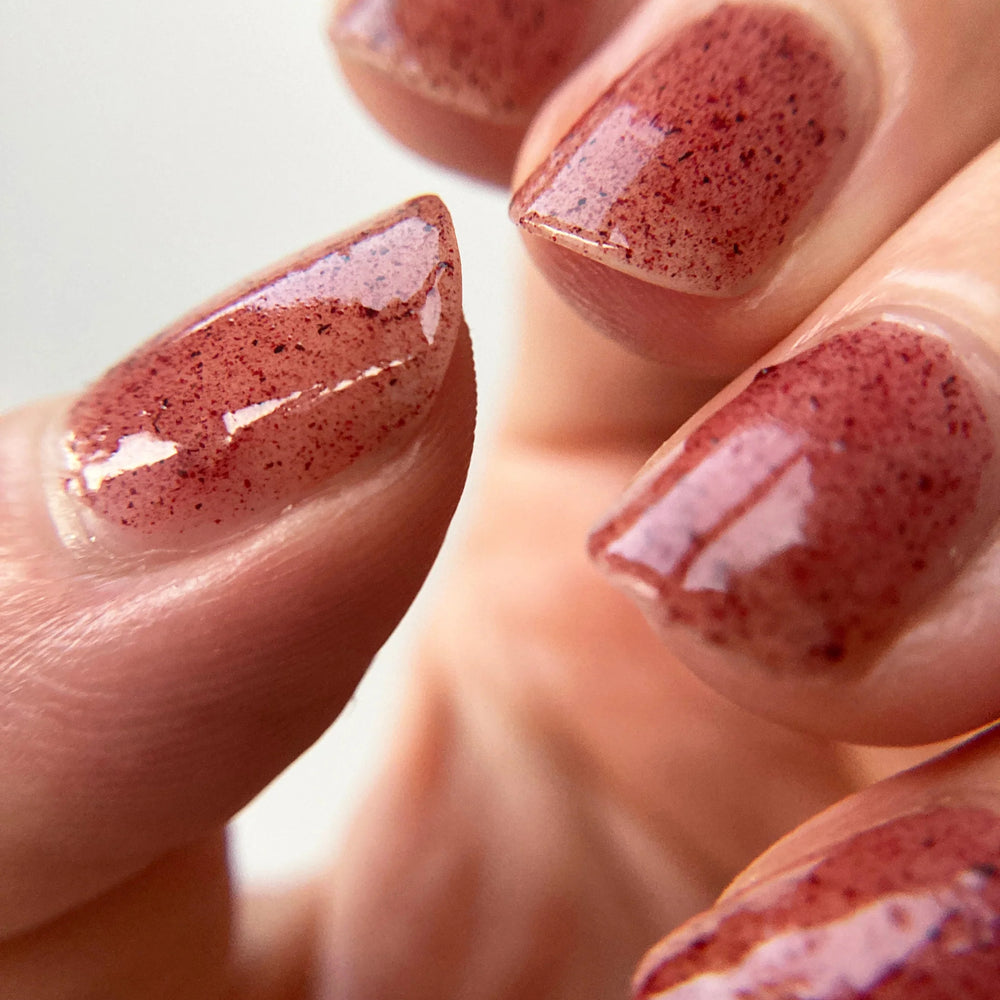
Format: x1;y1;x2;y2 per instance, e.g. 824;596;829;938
3;1;1000;997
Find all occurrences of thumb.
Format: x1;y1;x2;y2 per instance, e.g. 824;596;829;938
0;195;474;937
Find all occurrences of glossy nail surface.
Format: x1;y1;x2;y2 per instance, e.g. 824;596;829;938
634;807;1000;998
511;3;861;296
590;321;998;669
63;196;461;542
330;0;586;122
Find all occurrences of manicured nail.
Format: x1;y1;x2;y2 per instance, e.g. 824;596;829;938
329;0;588;122
61;195;461;545
633;806;1000;998
511;2;867;296
590;319;998;669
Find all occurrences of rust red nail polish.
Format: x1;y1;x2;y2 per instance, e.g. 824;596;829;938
633;807;1000;998
511;3;865;295
590;320;998;669
61;196;461;544
330;0;588;122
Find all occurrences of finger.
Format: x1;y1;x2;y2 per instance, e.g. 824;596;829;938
0;195;474;937
590;138;1000;746
327;0;640;184
511;0;1000;375
632;722;1000;998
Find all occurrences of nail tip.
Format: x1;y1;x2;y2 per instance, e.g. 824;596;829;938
506;195;526;228
509;196;767;301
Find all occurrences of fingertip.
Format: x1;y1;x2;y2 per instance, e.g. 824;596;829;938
0;201;476;935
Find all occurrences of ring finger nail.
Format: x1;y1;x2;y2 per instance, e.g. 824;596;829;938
511;2;872;296
589;316;1000;670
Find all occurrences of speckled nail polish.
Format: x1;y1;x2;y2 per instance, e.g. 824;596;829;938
511;2;864;295
590;321;998;669
330;0;588;122
633;807;1000;998
62;195;461;544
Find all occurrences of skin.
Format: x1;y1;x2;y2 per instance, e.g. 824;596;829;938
3;1;1000;999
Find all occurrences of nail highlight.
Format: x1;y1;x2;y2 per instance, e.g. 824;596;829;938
633;807;1000;998
511;2;861;295
62;196;461;543
330;0;586;122
590;320;997;669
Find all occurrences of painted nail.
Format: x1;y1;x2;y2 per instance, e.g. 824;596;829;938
511;2;867;296
60;195;461;546
633;806;1000;998
590;320;998;669
329;0;589;123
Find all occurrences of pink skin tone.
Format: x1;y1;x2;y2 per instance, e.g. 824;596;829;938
330;0;586;122
511;2;856;296
633;807;1000;998
62;195;461;543
590;322;998;670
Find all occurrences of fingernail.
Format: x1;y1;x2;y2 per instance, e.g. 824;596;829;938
511;2;869;296
633;806;1000;998
60;195;461;547
329;0;591;123
590;319;999;669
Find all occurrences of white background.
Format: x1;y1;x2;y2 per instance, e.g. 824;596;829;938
0;0;517;886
